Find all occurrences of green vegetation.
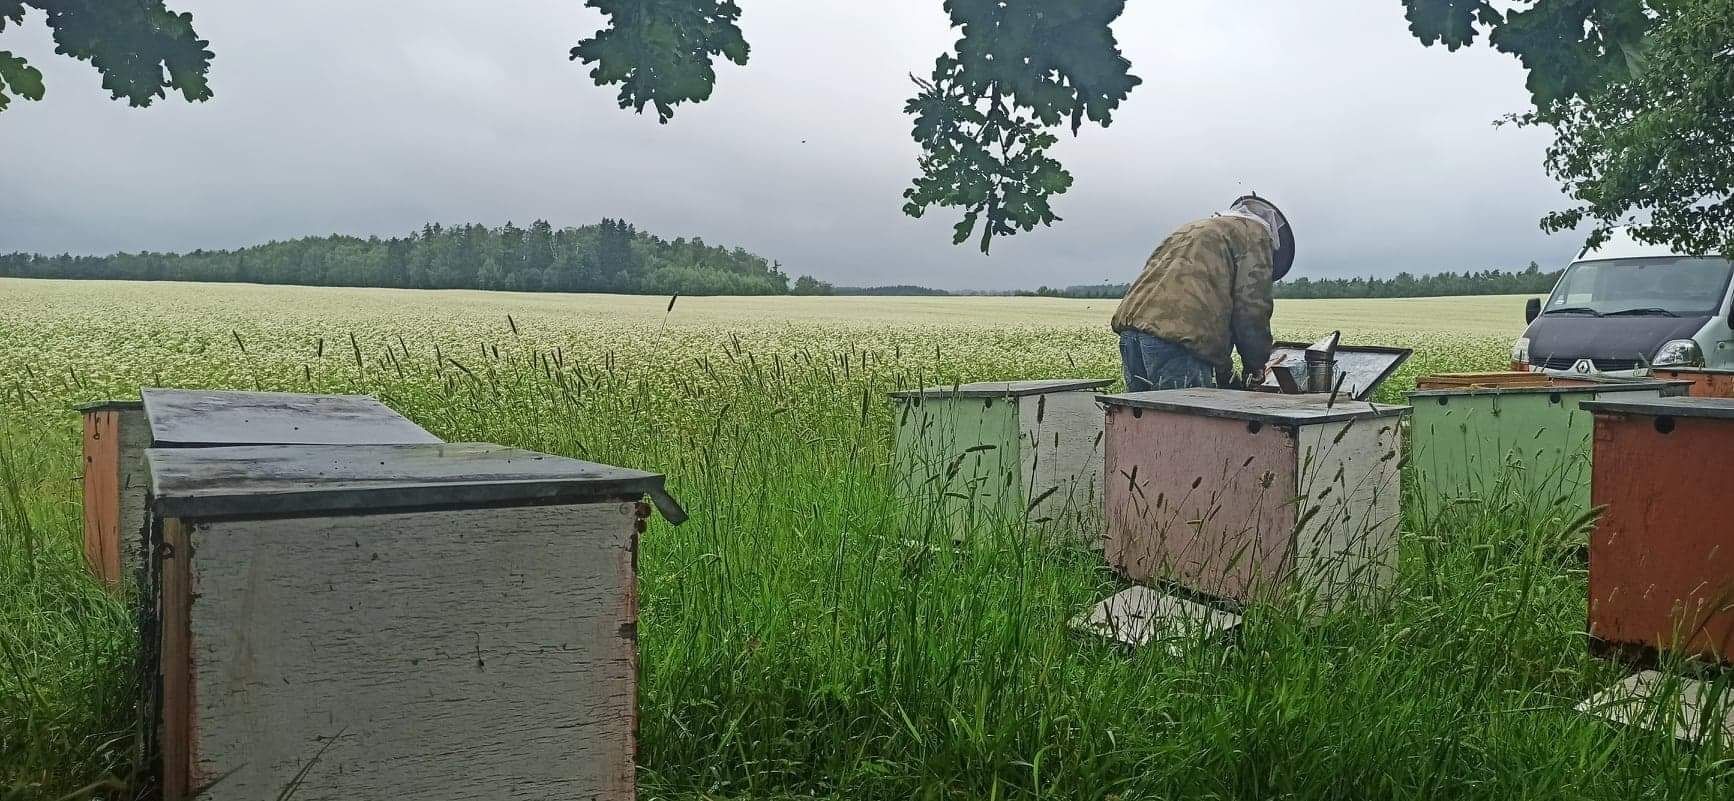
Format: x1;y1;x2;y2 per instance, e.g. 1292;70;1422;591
1;280;1727;800
1405;0;1734;256
833;285;952;297
0;219;811;296
1028;262;1562;300
0;0;211;112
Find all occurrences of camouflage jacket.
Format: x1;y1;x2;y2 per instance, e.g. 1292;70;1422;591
1110;215;1275;371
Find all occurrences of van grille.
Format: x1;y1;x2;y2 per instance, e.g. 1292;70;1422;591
1534;356;1641;372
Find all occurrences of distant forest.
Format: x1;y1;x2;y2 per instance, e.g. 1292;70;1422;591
0;220;817;297
2;222;1564;300
1027;262;1562;300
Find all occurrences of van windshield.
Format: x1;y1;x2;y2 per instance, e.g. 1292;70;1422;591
1544;256;1734;317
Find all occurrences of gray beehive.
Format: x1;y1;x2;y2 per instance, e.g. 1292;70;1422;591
891;379;1111;541
77;389;440;589
146;442;681;801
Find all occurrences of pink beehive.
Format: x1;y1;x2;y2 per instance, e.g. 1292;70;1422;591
1099;388;1409;613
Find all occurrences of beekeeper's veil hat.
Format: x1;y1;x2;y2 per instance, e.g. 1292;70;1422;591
1229;194;1295;281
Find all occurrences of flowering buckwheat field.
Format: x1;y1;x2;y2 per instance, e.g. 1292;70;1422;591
2;278;1727;800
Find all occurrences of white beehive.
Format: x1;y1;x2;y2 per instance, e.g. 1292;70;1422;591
146;442;682;801
890;379;1111;541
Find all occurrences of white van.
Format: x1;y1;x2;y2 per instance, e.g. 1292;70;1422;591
1512;228;1734;377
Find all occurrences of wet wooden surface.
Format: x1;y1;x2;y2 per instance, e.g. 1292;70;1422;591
148;443;667;520
1105;406;1298;603
1105;402;1404;611
892;379;1112;399
1583;396;1734;420
163;502;638;800
1099;387;1410;426
1591;412;1734;663
142;388;440;447
1655;368;1734;399
81;410;121;587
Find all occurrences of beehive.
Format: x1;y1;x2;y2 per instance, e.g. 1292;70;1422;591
1407;373;1685;514
77;400;149;587
1582;396;1734;665
1100;389;1408;611
78;389;441;589
891;379;1111;539
1652;367;1734;398
146;442;680;801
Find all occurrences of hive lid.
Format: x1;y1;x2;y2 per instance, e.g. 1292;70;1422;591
1256;342;1411;401
148;443;685;523
1097;387;1411;425
73;399;144;412
891;379;1113;400
1581;396;1734;420
142;388;441;446
1408;374;1689;397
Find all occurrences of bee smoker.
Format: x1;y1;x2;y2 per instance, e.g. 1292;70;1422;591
1304;331;1341;394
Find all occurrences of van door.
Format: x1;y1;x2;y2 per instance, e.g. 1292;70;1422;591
1705;284;1734;369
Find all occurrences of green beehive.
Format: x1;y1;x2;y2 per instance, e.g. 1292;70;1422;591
1407;373;1687;515
891;380;1111;542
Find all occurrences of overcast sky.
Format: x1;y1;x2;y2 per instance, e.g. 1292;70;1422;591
0;1;1586;289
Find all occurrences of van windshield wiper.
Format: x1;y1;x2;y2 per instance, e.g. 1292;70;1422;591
1542;306;1602;317
1604;307;1680;317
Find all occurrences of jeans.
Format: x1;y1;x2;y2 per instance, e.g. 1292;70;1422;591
1119;330;1216;392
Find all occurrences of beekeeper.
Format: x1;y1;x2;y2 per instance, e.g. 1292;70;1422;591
1110;195;1295;391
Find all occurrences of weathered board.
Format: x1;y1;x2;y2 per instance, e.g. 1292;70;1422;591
893;379;1110;542
1585;397;1734;665
142;388;441;446
1653;368;1734;399
80;389;442;588
1072;585;1242;653
1101;388;1406;613
77;401;149;589
1577;671;1734;744
149;442;673;801
161;504;637;800
1407;375;1684;515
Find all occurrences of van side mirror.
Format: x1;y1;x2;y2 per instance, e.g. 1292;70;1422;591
1525;297;1542;324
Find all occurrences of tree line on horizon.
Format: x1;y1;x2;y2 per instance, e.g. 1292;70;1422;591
0;219;822;297
1026;261;1561;300
2;224;1565;300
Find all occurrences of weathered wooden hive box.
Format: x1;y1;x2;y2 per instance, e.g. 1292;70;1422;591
77;400;149;588
891;379;1111;539
1099;388;1409;611
1406;373;1685;513
146;442;675;801
78;388;440;588
1582;396;1734;665
1652;367;1734;398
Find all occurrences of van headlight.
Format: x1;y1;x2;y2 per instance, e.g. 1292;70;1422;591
1510;337;1531;367
1653;339;1704;368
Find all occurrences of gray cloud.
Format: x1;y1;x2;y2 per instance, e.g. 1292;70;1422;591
0;1;1583;290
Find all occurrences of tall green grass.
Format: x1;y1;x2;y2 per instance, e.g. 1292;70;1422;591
1;321;1729;800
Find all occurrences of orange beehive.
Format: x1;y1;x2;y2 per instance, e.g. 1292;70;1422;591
1651;368;1734;399
1583;396;1734;664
